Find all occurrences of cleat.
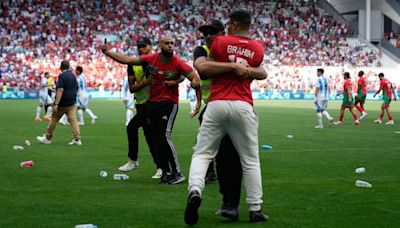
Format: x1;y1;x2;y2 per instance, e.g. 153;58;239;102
385;120;394;125
216;205;239;221
249;210;269;223
44;116;51;121
168;172;185;184
118;160;139;172
333;121;342;125
359;112;368;120
374;119;382;124
36;135;52;144
78;122;85;126
152;168;163;179
314;125;323;129
328;118;334;127
184;190;202;225
91;116;98;124
68;139;82;145
35;117;42;121
354;120;360;125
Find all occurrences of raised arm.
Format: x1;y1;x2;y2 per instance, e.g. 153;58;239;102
101;44;141;65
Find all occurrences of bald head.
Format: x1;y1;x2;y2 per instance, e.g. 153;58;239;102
159;36;174;57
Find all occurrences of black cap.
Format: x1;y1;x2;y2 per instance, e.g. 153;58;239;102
198;20;224;33
137;37;151;46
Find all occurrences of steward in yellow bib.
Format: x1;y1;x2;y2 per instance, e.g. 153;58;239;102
118;37;161;178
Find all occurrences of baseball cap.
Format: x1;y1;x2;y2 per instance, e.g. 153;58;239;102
198;20;225;34
137;37;151;46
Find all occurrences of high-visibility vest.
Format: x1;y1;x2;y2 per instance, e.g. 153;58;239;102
132;65;149;104
201;45;212;104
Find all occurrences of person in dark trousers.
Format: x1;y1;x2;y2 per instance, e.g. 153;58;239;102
185;11;269;225
193;19;242;220
118;37;161;179
101;36;202;185
37;60;81;145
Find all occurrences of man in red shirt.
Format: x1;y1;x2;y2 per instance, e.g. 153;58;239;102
334;72;360;125
185;10;268;225
373;73;396;124
101;36;202;184
354;71;368;120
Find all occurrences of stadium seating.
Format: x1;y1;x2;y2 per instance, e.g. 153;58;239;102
0;0;386;91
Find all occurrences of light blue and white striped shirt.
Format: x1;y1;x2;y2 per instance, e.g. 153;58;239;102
316;75;329;100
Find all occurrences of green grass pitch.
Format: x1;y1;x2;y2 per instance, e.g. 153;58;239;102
1;99;399;227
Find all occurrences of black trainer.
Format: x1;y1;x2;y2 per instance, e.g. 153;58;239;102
168;172;186;184
215;205;239;221
160;173;171;184
249;210;269;223
184;190;202;225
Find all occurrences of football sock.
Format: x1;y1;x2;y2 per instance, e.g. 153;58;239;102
316;112;322;126
86;109;96;119
36;106;42;118
78;109;84;123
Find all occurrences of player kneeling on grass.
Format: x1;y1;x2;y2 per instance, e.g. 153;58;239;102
334;72;360;126
373;73;396;125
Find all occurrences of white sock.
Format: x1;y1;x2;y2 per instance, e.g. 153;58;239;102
85;108;96;119
316;112;323;126
45;106;53;117
60;114;68;123
36;106;42;118
126;109;133;126
78;109;84;123
322;111;332;121
190;101;196;113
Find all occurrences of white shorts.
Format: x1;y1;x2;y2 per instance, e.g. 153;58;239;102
77;92;88;108
314;99;328;111
39;91;53;106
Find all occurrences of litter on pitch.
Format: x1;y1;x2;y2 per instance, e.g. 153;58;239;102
286;134;294;139
13;145;24;150
261;144;273;150
394;131;400;134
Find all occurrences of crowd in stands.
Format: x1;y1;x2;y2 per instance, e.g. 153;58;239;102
0;0;385;93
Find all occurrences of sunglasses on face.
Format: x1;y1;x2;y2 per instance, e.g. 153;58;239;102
137;44;147;48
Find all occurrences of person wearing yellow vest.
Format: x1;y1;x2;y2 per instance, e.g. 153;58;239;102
189;19;242;222
186;15;269;225
118;37;161;178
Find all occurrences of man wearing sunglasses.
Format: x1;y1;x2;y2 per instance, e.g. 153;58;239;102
192;19;243;221
185;11;268;225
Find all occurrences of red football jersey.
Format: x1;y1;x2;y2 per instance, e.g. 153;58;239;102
343;79;352;92
357;77;366;95
140;53;193;104
380;78;393;99
209;34;264;105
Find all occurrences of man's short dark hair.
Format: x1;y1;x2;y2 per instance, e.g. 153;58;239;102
229;10;251;30
358;71;364;76
378;73;384;77
76;66;83;74
60;60;70;71
317;68;324;74
344;72;350;78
